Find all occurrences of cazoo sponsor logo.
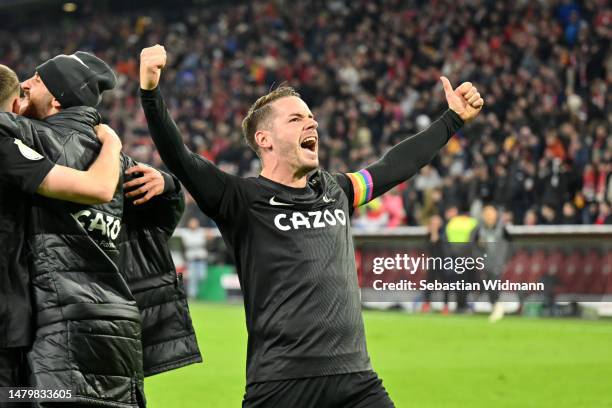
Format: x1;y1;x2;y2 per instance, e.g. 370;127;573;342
72;209;121;241
274;209;347;231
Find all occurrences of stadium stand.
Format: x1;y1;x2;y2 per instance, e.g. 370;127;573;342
0;0;609;229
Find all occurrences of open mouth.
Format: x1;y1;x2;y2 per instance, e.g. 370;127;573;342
300;136;317;152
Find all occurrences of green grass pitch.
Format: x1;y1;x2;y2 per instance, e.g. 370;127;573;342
145;303;612;407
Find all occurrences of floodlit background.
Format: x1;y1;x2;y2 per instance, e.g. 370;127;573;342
2;0;611;406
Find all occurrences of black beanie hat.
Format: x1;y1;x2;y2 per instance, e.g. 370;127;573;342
36;51;117;108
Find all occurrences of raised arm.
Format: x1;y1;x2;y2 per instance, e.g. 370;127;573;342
37;124;122;204
340;77;484;209
139;44;229;218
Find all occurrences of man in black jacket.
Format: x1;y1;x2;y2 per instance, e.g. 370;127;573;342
2;52;200;407
0;64;122;204
0;64;125;391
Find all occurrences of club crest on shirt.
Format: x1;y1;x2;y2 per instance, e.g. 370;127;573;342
13;139;43;161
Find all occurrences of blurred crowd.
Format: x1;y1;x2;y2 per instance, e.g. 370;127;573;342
1;0;610;228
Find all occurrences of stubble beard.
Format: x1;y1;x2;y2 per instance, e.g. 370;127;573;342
19;94;53;120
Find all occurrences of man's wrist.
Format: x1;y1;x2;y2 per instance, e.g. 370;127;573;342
140;86;160;97
442;109;464;134
161;172;177;195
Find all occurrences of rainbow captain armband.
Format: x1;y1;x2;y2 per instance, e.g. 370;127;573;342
346;169;373;207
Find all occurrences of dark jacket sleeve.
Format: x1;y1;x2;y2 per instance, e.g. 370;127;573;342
0;136;54;193
0;112;39;148
121;153;184;236
0;113;58;193
119;153;201;376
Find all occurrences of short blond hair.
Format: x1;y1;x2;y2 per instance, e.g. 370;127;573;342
0;65;19;111
241;86;300;154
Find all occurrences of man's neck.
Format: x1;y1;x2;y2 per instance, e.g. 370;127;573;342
41;106;60;119
260;165;309;188
24;108;58;121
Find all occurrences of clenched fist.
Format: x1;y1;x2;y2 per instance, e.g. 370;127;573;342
440;76;484;123
140;45;167;91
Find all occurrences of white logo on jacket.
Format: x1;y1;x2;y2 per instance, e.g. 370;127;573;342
72;209;121;240
274;209;347;231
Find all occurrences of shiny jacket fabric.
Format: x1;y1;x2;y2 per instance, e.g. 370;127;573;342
118;175;202;377
4;108;201;407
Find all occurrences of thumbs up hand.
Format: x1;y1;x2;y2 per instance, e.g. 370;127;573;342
440;76;484;123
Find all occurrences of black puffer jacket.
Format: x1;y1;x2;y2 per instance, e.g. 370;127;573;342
0;108;201;407
119;172;201;377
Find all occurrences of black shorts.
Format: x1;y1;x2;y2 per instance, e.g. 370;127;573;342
243;371;395;408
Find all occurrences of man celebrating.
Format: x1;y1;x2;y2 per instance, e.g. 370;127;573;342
0;64;123;389
1;52;200;407
0;64;122;204
140;44;483;407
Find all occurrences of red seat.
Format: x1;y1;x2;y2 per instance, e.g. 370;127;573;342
502;249;530;283
581;249;604;294
601;251;612;294
542;249;566;293
571;249;600;294
558;250;584;293
545;249;564;276
526;250;547;283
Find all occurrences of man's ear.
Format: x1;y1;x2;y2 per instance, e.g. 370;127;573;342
10;96;20;114
255;129;272;150
51;98;62;109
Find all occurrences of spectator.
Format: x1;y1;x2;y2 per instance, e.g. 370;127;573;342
176;217;209;299
1;0;607;227
381;186;406;227
472;206;510;322
523;209;539;226
415;165;442;192
540;205;559;225
595;202;612;225
444;205;478;313
422;214;450;314
560;202;580;224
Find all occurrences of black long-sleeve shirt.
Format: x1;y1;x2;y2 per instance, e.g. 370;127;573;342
140;87;463;383
0;135;54;348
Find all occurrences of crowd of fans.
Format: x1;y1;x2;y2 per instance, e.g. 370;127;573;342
1;0;610;228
